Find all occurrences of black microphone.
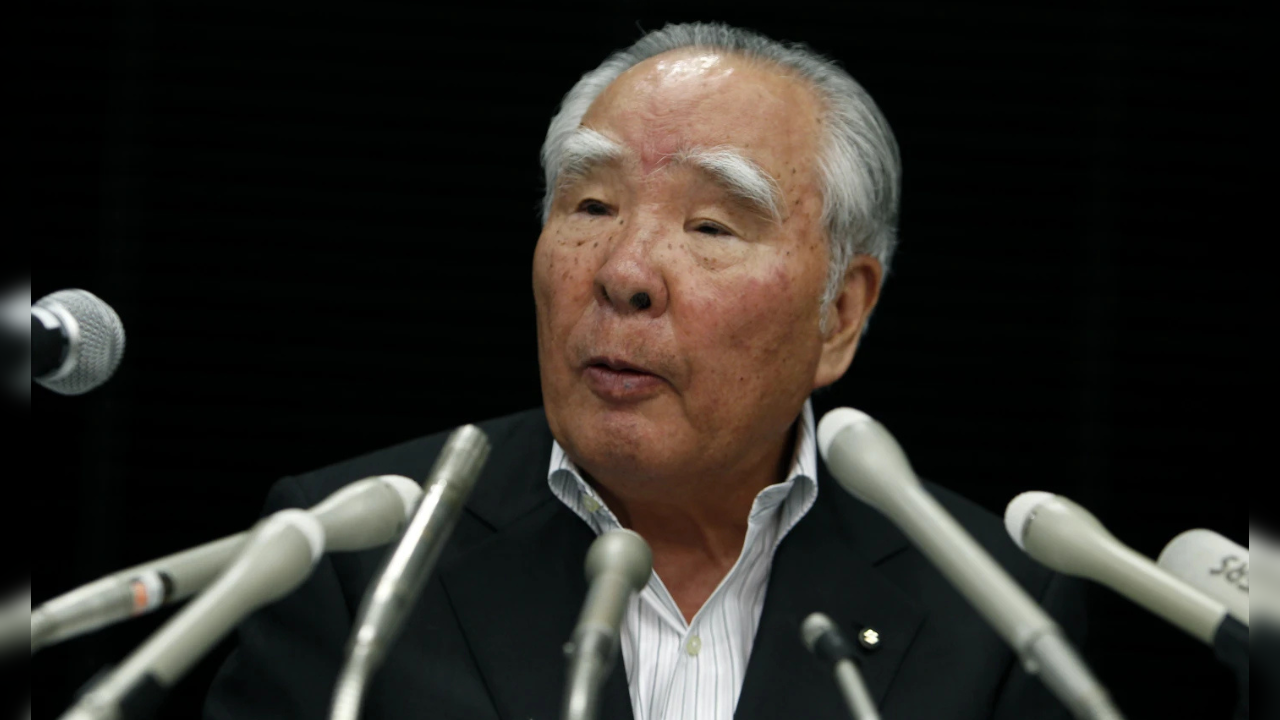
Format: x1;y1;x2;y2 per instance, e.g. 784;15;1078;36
31;289;126;395
800;612;880;720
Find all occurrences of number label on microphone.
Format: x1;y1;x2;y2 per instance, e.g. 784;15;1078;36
1207;555;1248;592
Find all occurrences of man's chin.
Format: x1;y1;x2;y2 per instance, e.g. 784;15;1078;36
554;405;688;481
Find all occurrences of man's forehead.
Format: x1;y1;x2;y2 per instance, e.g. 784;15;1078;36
582;50;821;178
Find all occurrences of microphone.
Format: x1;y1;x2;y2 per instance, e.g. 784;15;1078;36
561;529;652;720
31;289;126;395
0;586;29;659
329;425;491;720
58;509;326;720
1005;491;1249;717
32;475;422;653
817;408;1123;720
800;612;880;720
1004;492;1234;645
1157;529;1248;625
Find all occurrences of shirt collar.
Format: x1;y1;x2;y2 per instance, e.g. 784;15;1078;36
547;399;819;537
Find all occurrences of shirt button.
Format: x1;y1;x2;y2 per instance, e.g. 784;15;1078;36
685;635;702;656
583;496;601;513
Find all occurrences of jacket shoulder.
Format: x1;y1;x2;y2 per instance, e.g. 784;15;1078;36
277;407;551;509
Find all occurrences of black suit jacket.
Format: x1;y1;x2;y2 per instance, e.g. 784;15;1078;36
204;407;1087;719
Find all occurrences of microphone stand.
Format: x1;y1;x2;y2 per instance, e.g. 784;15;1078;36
832;658;880;720
1212;616;1248;720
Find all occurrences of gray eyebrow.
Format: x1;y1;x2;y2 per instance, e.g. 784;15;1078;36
556;128;785;223
557;127;626;189
669;145;784;223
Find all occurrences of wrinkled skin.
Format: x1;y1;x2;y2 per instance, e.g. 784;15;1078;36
532;49;881;620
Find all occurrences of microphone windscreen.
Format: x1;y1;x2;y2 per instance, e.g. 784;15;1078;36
376;475;423;520
816;407;872;461
584;529;652;591
1003;491;1055;551
33;289;126;395
1158;529;1249;624
270;509;325;562
800;612;836;654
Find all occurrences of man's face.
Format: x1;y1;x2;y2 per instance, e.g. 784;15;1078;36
533;50;843;490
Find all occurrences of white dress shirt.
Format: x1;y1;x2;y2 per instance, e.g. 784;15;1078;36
547;400;820;720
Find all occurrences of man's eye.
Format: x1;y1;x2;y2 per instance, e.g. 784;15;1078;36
576;199;612;216
693;222;731;237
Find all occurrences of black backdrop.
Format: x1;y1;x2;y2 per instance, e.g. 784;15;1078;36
26;1;1255;718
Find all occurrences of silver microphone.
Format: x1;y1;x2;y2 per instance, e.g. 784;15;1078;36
32;289;126;395
561;529;653;720
801;612;880;720
817;408;1123;720
329;425;490;720
1005;492;1231;645
32;475;422;653
1157;529;1248;625
58;509;326;720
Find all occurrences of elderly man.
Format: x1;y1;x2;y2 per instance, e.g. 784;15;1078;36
206;22;1085;720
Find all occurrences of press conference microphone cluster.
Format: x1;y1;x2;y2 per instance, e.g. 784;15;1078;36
329;425;491;720
817;408;1124;720
33;474;423;653
1005;493;1246;645
59;510;326;720
1005;493;1249;717
561;529;653;720
32;288;126;395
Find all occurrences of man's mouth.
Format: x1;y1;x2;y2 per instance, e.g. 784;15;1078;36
586;356;657;375
582;356;665;401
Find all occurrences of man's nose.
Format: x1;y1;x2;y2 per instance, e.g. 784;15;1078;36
592;224;668;317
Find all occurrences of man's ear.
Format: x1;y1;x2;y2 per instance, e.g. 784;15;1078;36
813;255;883;390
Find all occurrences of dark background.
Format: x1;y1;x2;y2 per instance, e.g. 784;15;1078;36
25;0;1255;718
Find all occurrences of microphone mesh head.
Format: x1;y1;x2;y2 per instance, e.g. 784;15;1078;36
1004;491;1055;551
585;529;653;591
34;289;126;395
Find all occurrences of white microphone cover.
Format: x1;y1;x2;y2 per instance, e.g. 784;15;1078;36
272;509;325;562
1158;529;1248;625
1005;491;1056;551
816;407;873;460
378;474;423;520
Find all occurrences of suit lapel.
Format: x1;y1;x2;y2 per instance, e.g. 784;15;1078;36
439;410;634;720
441;408;923;720
735;471;925;719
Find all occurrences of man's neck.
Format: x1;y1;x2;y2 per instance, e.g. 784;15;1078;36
583;423;798;622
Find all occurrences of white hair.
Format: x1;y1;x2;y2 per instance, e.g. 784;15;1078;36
540;22;902;319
